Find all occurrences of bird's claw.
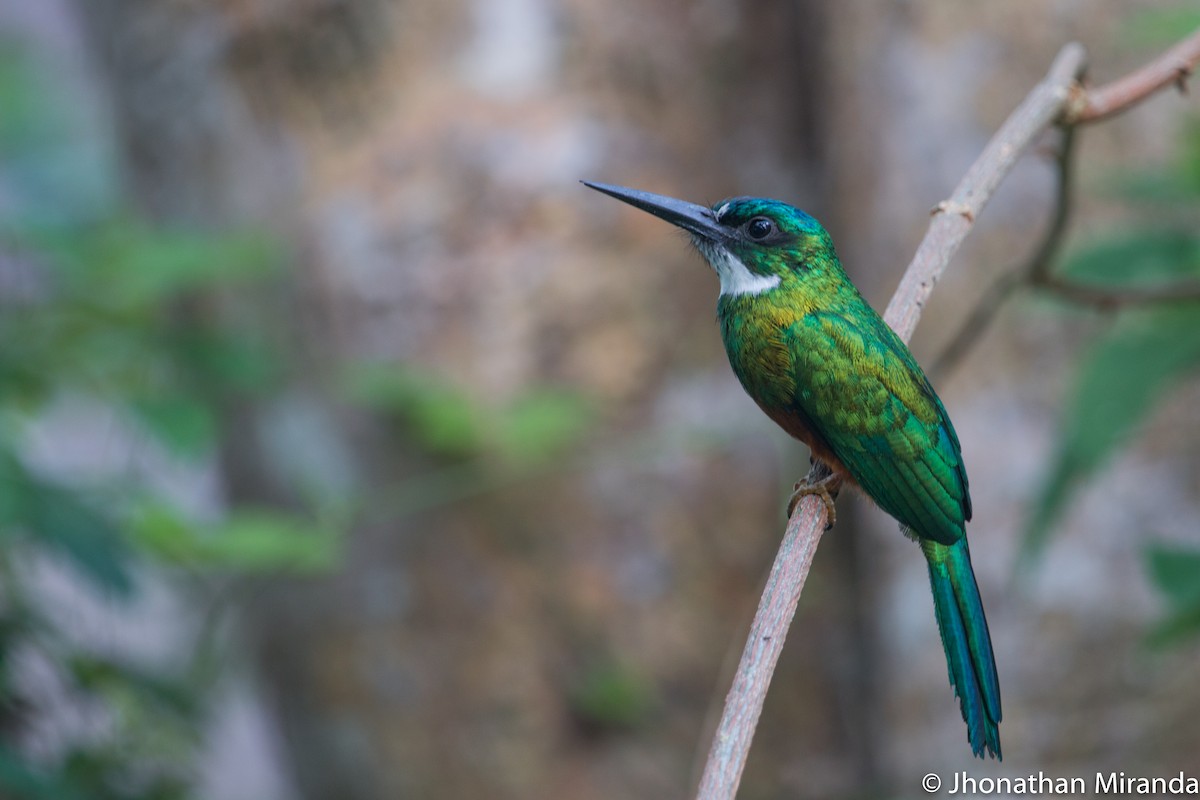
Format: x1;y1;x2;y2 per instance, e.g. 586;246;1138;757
787;473;840;530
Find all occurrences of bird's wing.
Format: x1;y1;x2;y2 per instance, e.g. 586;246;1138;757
786;310;971;544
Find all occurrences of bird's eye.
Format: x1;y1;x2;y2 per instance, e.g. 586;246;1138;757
745;217;775;240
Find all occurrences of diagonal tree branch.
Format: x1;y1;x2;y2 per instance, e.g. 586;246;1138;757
881;44;1087;341
1067;27;1200;124
934;25;1200;379
1031;273;1200;309
696;26;1200;797
930;125;1078;380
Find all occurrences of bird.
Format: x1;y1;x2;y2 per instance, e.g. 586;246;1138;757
582;180;1002;759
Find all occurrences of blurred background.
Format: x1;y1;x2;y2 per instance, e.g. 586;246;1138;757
1;1;1199;798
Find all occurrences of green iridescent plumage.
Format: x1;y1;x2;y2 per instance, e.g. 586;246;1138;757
584;181;1002;759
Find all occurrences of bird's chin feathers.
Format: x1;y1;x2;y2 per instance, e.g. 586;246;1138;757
693;239;781;297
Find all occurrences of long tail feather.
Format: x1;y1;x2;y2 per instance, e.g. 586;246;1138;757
921;538;1002;759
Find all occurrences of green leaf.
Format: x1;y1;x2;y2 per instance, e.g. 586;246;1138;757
1186;119;1200;191
1103;120;1200;205
128;394;217;457
16;217;277;316
130;503;340;573
341;364;490;456
343;364;597;462
206;512;340;571
1124;8;1200;48
568;661;654;732
67;654;200;719
0;347;54;408
1110;172;1200;207
1145;543;1200;645
174;330;280;395
493;389;594;464
1058;230;1200;286
0;453;133;597
1023;307;1200;561
1147;544;1200;607
58;221;282;307
0;746;87;800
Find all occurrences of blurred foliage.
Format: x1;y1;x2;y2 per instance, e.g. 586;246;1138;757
1025;8;1200;639
343;363;597;519
345;364;492;457
1024;308;1200;556
0;452;133;596
567;660;654;735
130;503;340;572
1021;108;1200;638
344;363;595;465
1124;6;1200;47
0;41;342;799
1145;544;1200;646
0;35;603;796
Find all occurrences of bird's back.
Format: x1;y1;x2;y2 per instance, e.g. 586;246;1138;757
719;282;971;544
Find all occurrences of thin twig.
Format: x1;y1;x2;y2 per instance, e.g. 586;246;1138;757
935;28;1200;376
1031;274;1200;308
935;264;1200;379
1067;27;1200;124
695;461;833;796
929;271;1023;382
882;44;1088;341
931;126;1078;380
695;42;1088;800
1026;126;1077;283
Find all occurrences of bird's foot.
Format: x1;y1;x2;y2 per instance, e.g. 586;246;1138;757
787;467;841;530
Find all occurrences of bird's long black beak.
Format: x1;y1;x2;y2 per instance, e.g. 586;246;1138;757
582;181;724;241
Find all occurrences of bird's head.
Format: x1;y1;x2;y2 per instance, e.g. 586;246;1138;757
583;181;836;298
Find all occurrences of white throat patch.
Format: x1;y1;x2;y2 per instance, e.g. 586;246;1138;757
695;240;781;297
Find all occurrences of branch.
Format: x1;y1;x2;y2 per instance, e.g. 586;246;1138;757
935;252;1200;383
931;126;1078;379
695;42;1088;800
934;26;1200;376
883;44;1088;341
695;461;833;796
1067;27;1200;124
1031;273;1200;309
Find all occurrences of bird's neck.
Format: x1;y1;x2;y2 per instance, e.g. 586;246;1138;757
694;240;782;298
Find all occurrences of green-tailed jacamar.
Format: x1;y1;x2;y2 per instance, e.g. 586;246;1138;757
583;181;1001;759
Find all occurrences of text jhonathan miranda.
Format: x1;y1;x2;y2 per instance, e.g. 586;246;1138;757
948;771;1198;795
